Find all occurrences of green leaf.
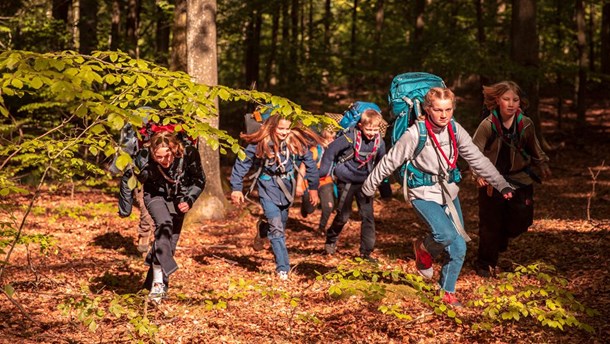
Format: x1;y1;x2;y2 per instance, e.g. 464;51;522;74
10;78;23;89
218;88;230;100
136;76;147;88
30;77;44;89
90;124;105;135
115;154;131;171
127;175;137;190
4;283;15;297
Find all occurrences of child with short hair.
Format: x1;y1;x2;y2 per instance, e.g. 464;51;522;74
230;115;322;280
319;108;386;261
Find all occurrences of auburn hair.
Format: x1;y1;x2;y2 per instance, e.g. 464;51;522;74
149;131;185;158
482;81;529;111
240;115;323;164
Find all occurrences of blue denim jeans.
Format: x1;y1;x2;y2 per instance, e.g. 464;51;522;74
260;197;290;273
412;197;466;293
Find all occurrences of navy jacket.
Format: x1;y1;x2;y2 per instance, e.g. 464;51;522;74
230;142;319;207
319;128;386;184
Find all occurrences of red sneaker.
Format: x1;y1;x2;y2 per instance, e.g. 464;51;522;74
413;239;433;279
441;292;462;307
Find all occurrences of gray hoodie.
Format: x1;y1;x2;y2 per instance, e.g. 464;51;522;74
362;120;511;204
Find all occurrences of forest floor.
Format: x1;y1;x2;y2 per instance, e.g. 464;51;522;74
1;99;609;343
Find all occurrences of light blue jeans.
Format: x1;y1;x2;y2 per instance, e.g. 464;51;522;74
260;198;290;273
411;197;466;293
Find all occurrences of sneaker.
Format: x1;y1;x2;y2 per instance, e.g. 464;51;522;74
325;243;336;255
253;218;267;252
441;291;462;308
149;282;167;304
278;271;289;281
413;239;433;279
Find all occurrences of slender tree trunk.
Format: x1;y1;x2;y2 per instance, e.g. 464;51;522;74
186;0;227;221
575;0;587;126
511;0;545;147
155;0;171;65
291;0;299;76
110;0;121;50
474;0;489;103
245;5;262;89
601;4;610;75
588;3;595;72
264;3;280;88
78;0;98;53
170;0;187;72
413;0;425;67
72;0;80;51
373;0;384;69
126;0;140;58
555;0;564;129
323;0;331;51
279;1;289;86
52;0;70;23
350;0;358;72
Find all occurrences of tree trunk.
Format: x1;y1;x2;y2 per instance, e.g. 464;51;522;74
79;0;98;54
52;0;70;23
588;3;595;72
279;1;290;86
413;0;425;67
601;4;610;75
474;0;489;103
170;0;187;72
155;0;171;65
110;0;121;50
126;0;140;58
350;0;358;72
186;0;227;221
510;0;546;147
575;0;587;126
245;4;262;89
263;3;280;89
291;0;299;73
373;0;384;69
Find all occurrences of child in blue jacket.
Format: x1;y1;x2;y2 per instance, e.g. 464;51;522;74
230;115;322;280
318;109;386;261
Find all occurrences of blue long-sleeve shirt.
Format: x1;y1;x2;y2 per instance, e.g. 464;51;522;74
319;128;386;184
230;142;320;206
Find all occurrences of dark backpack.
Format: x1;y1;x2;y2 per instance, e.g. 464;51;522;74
388;72;446;145
244;104;274;134
336;101;382;137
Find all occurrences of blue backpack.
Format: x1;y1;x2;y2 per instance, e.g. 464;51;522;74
336;101;382;136
388;72;446;145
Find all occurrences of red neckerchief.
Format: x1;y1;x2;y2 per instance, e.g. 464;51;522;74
425;118;458;169
354;129;380;168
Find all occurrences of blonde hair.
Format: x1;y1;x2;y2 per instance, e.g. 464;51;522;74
240;115;323;164
358;109;383;127
423;87;456;110
149;131;184;158
482;81;529;111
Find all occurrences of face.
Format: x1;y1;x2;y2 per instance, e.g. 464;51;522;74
153;146;175;168
357;122;381;140
497;90;520;118
275;119;292;141
427;98;454;127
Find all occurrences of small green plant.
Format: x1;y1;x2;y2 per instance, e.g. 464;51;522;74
470;263;599;333
318;258;459;323
58;286;159;342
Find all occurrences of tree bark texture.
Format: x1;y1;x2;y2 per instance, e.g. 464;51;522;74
170;0;187;72
110;0;121;50
126;0;140;58
575;0;587;126
155;0;171;65
601;4;610;75
245;4;262;89
78;0;98;54
510;0;544;145
186;0;227;221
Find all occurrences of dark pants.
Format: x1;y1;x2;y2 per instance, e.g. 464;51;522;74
143;195;184;289
476;184;534;270
300;182;336;232
325;182;375;256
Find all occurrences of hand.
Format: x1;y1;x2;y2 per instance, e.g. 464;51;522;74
308;190;319;207
476;177;489;188
501;187;514;200
177;202;190;213
295;185;305;197
540;164;552;179
231;191;244;204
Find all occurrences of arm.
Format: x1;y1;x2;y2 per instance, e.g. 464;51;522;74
118;168;135;217
362;129;414;197
230;144;257;204
471;119;494;187
301;148;320;205
318;135;350;177
179;145;206;211
523;121;551;179
456;123;513;197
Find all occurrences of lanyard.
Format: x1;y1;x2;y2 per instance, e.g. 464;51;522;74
425;119;458;169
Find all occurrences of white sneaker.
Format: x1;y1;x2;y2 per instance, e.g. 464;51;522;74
278;271;289;281
149;282;167;303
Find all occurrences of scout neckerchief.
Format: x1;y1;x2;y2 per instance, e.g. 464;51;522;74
353;129;380;168
425;118;458;169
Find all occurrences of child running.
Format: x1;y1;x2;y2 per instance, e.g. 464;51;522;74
319;108;386;262
230;114;322;280
362;87;513;307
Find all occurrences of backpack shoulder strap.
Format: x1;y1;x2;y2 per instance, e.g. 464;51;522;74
413;120;427;158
